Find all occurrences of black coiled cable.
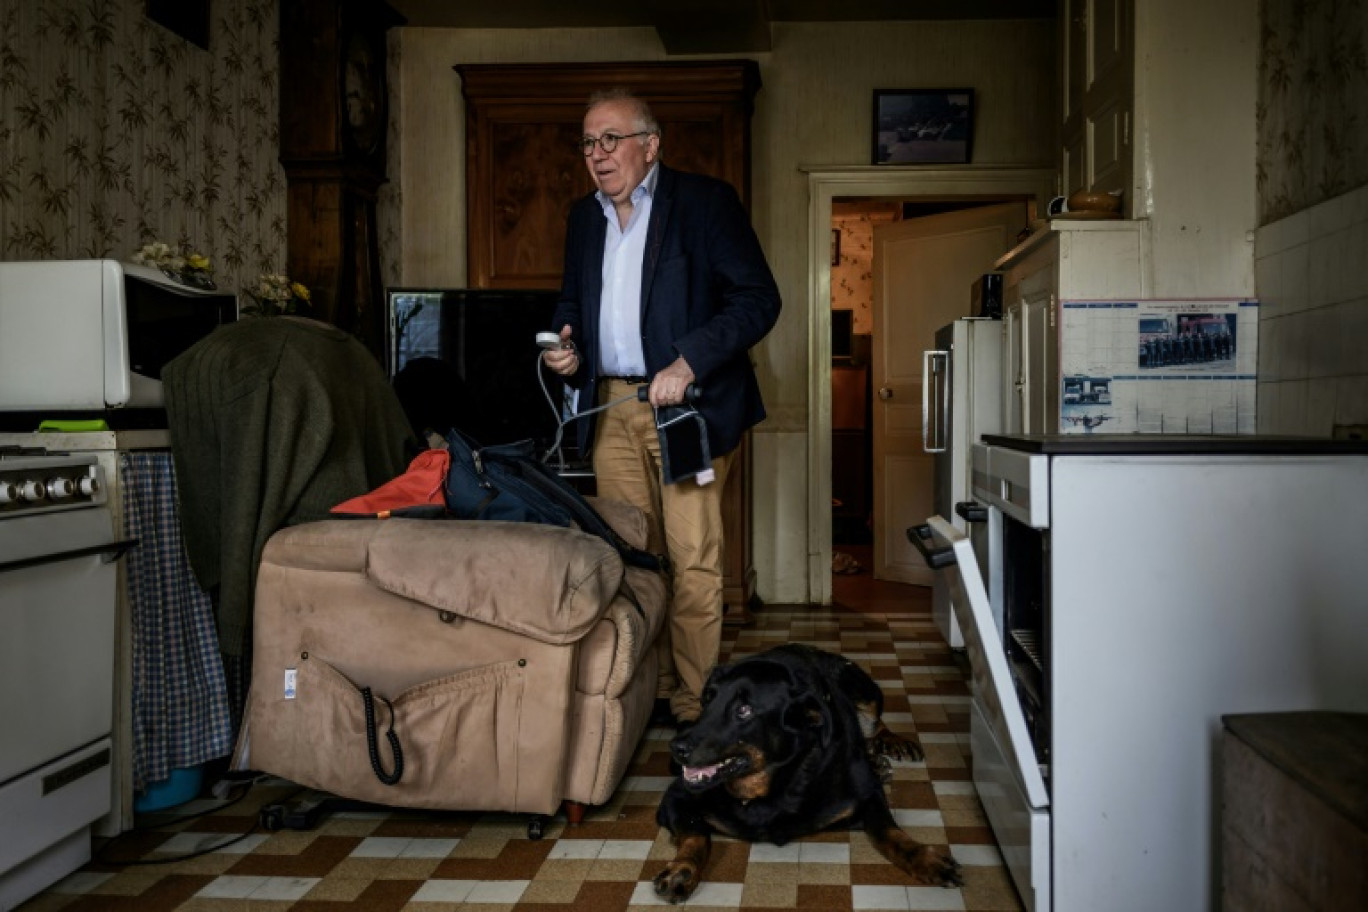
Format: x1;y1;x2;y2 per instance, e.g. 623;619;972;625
361;687;404;785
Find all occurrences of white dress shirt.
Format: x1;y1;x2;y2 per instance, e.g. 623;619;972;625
595;163;659;378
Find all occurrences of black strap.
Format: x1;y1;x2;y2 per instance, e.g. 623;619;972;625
618;576;646;622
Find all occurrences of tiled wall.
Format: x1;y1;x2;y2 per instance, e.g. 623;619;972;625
1254;183;1368;435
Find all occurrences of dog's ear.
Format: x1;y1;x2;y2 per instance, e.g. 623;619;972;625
782;691;835;749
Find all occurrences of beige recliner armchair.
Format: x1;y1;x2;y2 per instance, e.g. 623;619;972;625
231;498;666;831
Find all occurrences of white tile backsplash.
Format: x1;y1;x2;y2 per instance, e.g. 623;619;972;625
1256;182;1368;435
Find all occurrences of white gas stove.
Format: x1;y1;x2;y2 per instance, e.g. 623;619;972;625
0;446;131;909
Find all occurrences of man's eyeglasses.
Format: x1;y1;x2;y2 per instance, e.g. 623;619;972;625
579;131;649;156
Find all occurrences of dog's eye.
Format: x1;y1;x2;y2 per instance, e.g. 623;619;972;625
735;703;753;720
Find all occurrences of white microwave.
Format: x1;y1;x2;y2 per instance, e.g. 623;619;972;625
0;259;237;411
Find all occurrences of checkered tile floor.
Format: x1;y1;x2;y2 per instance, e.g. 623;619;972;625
20;570;1024;911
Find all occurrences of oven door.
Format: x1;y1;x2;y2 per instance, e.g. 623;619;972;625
921;515;1050;911
0;507;120;784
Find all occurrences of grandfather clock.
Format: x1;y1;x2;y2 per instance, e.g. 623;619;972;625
278;0;404;361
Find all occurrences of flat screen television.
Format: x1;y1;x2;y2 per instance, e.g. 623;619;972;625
387;288;578;462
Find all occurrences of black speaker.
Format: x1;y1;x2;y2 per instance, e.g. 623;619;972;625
972;272;1003;318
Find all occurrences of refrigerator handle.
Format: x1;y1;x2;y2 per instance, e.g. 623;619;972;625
922;349;949;453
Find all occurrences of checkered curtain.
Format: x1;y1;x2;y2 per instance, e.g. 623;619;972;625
120;452;235;790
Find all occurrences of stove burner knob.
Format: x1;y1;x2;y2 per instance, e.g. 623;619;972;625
46;477;76;499
78;475;100;497
18;479;47;503
0;482;17;504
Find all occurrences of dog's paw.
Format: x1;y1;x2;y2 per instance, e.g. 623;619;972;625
904;844;964;888
870;727;924;763
874;828;964;889
653;862;701;904
871;753;894;784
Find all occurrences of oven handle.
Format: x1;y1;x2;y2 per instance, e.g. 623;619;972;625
955;501;988;523
907;524;956;569
0;538;138;575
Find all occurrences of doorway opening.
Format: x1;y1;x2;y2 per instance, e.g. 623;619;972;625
804;167;1056;605
829;198;1025;583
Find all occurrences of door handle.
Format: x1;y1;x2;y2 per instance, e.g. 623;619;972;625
0;538;138;575
878;387;893;400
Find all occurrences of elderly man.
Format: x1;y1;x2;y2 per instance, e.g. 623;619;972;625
543;87;781;727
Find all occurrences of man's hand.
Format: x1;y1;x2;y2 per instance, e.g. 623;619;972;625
542;325;579;377
649;356;696;407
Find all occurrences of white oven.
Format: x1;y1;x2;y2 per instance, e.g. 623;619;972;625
0;259;236;414
924;433;1368;911
0;449;132;909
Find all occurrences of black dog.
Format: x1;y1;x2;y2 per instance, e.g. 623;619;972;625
653;644;963;903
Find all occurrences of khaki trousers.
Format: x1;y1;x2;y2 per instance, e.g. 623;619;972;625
593;379;734;722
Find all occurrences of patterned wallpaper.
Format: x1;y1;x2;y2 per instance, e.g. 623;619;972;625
0;0;286;292
831;207;897;335
1258;0;1368;224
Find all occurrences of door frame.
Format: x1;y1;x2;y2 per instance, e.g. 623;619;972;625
804;166;1057;604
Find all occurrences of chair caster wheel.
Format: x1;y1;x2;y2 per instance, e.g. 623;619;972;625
527;816;547;840
259;805;284;832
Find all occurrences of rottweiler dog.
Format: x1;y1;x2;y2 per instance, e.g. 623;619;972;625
654;644;963;903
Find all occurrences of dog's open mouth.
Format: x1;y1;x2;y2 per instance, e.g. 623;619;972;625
680;753;750;789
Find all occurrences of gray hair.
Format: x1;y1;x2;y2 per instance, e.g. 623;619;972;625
586;87;661;140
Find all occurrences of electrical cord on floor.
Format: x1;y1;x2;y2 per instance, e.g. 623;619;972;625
93;775;302;867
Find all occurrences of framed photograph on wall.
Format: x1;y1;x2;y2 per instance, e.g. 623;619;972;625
147;0;210;50
872;89;974;165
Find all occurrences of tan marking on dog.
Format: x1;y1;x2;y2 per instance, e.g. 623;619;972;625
703;814;740;838
814;804;856;831
869;825;963;887
724;744;770;803
653;833;712;902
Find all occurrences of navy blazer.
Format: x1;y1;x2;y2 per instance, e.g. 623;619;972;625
551;164;781;460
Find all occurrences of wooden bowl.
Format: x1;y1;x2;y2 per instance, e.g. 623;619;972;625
1066;190;1122;213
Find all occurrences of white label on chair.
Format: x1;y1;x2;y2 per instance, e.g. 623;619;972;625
284;668;297;699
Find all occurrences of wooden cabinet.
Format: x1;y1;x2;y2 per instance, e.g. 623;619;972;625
455;61;759;289
1060;0;1133;204
455;61;762;615
996;220;1148;433
1222;713;1368;910
831;363;871;543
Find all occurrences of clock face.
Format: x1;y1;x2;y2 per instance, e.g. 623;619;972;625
344;32;384;155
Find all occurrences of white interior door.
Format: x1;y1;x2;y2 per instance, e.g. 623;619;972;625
871;202;1026;584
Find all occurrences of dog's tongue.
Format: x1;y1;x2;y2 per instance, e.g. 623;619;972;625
682;762;720;783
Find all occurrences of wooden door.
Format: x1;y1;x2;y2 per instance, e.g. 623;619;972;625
871;203;1026;584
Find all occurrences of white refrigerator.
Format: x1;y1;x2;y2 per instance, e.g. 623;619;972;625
918;318;1002;648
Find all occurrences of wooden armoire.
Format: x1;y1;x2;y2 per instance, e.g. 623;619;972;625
455;60;762;617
